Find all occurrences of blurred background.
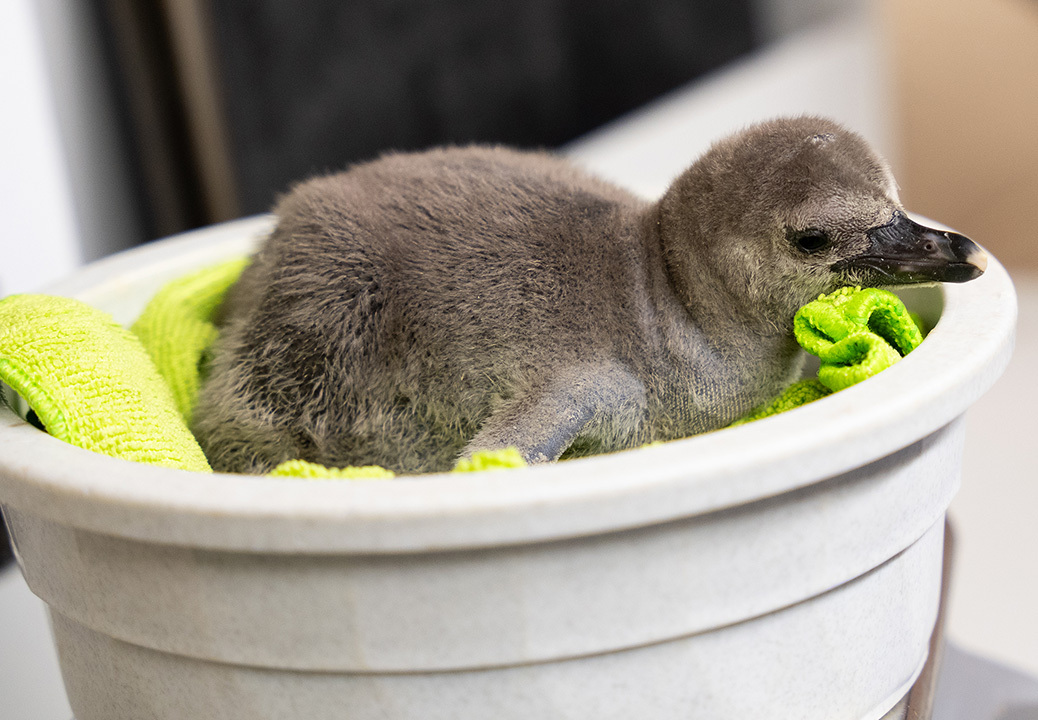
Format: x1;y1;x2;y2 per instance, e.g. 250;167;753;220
3;0;1037;288
1;0;1036;716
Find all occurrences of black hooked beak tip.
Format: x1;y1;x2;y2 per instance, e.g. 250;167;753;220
833;212;988;284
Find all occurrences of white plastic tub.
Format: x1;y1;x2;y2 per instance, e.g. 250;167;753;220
0;216;1017;719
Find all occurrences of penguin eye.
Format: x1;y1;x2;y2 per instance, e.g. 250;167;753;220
789;228;830;254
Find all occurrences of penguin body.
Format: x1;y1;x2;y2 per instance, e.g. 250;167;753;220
193;117;985;474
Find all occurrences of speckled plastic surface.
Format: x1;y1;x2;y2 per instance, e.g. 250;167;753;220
0;217;1018;719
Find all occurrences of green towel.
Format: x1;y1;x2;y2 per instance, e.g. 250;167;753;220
269;459;397;480
0;294;211;472
730;379;831;427
733;286;924;424
452;447;528;473
795;286;923;392
132;258;249;422
268;448;528;479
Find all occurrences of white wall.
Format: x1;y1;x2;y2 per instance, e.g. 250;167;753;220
0;0;140;296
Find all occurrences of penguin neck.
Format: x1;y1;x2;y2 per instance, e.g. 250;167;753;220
646;204;799;356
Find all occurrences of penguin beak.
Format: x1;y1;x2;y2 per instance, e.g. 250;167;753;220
833;212;987;283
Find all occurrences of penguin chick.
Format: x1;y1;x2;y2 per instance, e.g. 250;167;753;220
192;116;986;475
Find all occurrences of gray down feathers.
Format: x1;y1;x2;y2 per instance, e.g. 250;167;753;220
192;116;910;474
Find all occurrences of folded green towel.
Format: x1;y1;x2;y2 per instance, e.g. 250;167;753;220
795;286;923;392
132;258;249;423
734;287;923;424
0;294;211;472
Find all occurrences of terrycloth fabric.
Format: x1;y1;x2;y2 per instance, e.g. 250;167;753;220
795;286;923;392
452;448;528;472
730;379;831;427
0;294;212;472
268;449;528;479
733;287;923;424
132;258;249;422
269;459;396;480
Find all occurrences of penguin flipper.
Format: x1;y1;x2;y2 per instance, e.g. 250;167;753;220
461;361;647;465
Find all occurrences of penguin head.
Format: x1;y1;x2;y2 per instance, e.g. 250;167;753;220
658;116;987;321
